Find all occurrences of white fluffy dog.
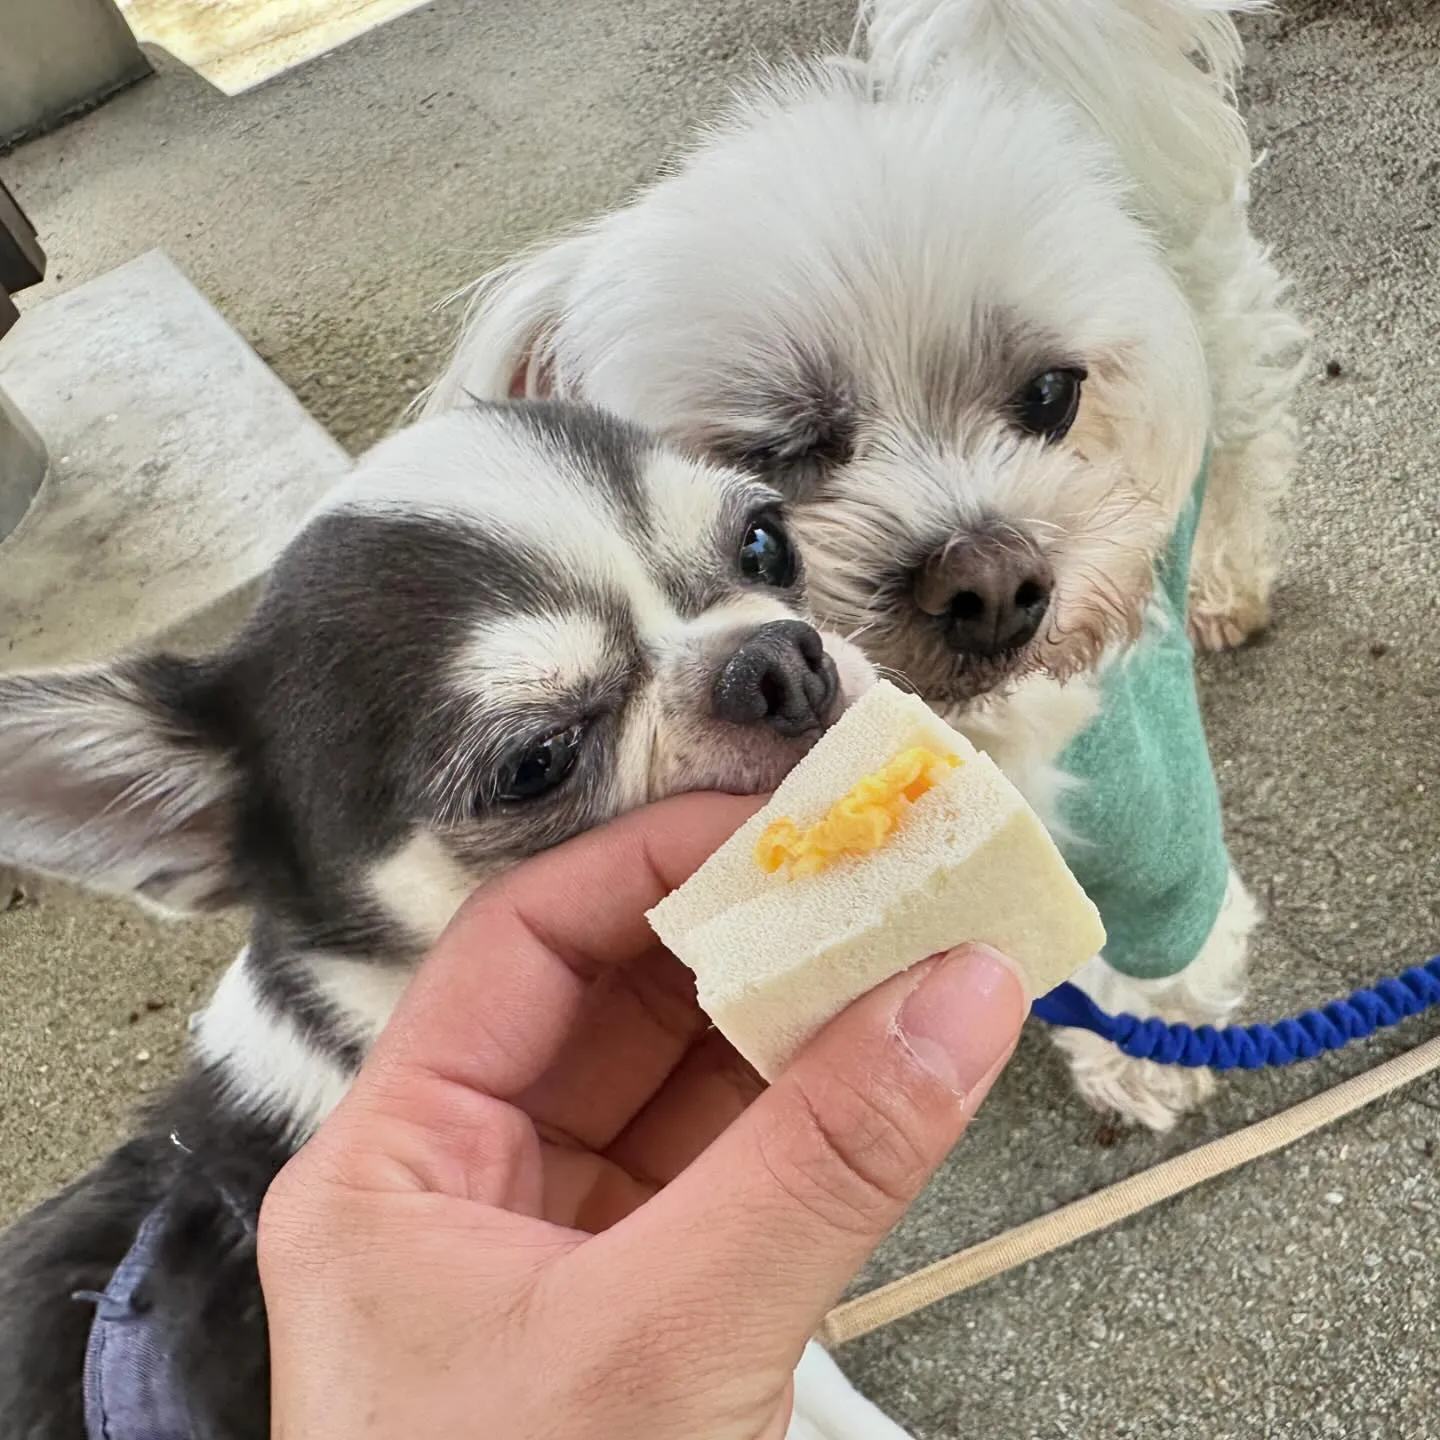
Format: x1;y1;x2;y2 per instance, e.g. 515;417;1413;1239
425;0;1308;1137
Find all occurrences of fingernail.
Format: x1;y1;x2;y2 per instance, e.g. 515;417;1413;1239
897;945;1029;1100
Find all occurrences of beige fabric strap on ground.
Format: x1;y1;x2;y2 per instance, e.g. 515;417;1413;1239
820;1033;1440;1349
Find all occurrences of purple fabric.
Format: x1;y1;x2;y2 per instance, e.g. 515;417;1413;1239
77;1202;192;1440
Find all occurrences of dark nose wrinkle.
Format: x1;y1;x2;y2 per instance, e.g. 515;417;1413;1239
712;619;839;737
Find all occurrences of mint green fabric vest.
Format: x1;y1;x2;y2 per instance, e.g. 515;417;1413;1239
1055;469;1229;980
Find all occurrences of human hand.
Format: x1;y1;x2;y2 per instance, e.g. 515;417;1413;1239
259;792;1028;1439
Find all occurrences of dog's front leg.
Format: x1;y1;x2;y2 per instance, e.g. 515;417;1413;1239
1180;191;1310;653
1048;867;1258;1132
1188;416;1298;653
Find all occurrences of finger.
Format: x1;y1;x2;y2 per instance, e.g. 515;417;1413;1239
516;949;709;1151
603;1028;764;1187
368;791;760;1102
329;793;759;1197
577;945;1028;1353
535;1144;657;1232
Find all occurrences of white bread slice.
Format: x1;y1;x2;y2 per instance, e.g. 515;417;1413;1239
647;681;1104;1079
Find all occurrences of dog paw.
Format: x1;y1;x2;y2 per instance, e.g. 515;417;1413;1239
1187;590;1269;653
1052;1027;1216;1133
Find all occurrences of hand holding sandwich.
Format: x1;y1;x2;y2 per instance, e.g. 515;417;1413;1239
259;792;1028;1440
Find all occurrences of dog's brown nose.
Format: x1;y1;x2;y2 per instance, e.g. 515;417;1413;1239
914;526;1053;660
712;620;838;737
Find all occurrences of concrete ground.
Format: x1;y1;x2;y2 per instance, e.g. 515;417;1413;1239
1;0;1438;1435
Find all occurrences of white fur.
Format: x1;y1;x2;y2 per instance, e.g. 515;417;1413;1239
1051;867;1258;1131
861;0;1262;248
0;669;237;912
324;413;793;644
318;410;661;611
940;669;1102;835
454;610;616;707
306;953;416;1052
193;950;354;1140
411;4;1308;1431
858;0;1310;643
368;831;478;948
427;0;1307;1144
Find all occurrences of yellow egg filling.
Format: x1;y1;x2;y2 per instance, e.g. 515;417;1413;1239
754;746;959;879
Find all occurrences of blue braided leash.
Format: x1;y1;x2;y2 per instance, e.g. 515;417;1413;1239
1031;954;1440;1070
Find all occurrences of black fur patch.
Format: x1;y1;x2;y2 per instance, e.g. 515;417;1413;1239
0;1067;289;1440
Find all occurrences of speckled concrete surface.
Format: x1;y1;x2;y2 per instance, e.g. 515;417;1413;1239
0;250;350;670
1;1;1438;1435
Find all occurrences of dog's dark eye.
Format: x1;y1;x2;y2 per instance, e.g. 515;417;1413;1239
1011;367;1086;442
497;724;584;802
739;512;798;588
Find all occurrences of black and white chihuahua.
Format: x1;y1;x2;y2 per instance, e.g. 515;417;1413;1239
0;402;886;1440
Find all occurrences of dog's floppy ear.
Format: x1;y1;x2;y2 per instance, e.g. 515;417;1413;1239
0;657;244;913
418;229;600;414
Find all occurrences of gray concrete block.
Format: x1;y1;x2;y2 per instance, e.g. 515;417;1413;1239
0;388;47;541
0;0;151;148
0;249;350;670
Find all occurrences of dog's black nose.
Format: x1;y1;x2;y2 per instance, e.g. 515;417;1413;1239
914;526;1054;660
712;620;838;737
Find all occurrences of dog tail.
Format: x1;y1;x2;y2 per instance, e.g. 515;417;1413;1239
856;0;1269;249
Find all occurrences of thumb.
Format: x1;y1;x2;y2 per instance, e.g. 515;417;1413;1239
581;945;1028;1353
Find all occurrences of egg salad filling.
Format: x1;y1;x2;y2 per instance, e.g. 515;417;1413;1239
754;746;959;879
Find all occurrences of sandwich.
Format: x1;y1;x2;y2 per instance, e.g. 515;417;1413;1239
647;681;1105;1078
